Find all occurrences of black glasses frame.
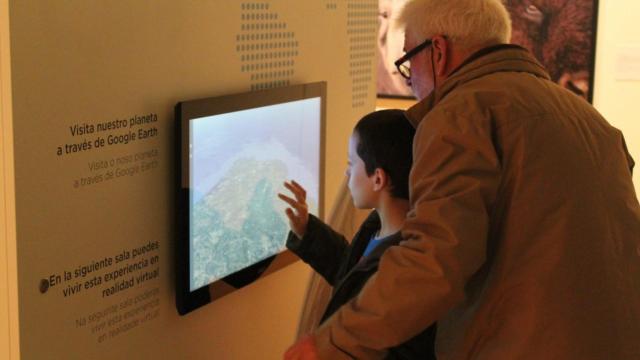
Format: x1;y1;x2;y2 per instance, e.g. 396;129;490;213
394;38;433;79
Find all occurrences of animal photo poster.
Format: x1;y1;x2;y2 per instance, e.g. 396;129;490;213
376;0;599;102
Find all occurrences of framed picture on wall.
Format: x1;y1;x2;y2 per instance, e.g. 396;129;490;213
376;0;600;102
377;0;414;99
506;0;599;102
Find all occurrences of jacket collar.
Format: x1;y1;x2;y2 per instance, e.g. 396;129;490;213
359;210;381;234
352;232;404;273
405;45;550;127
365;232;403;260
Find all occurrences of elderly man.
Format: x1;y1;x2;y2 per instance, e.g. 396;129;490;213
285;0;640;359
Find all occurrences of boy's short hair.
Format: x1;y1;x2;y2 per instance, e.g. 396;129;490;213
354;109;415;200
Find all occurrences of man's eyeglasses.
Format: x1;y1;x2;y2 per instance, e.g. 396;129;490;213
394;38;433;79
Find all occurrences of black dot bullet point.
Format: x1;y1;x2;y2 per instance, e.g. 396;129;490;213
39;279;50;294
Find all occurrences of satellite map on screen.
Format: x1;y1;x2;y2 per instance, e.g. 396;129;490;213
189;98;321;291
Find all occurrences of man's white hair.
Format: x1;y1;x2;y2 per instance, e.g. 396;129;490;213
397;0;512;51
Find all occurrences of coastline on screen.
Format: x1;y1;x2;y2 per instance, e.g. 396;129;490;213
189;98;321;291
176;82;326;315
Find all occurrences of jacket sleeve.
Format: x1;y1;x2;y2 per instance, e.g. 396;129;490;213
313;107;502;359
286;214;350;286
620;132;635;175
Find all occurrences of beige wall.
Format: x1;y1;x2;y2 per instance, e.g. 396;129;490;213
1;0;18;358
593;1;640;194
2;1;377;359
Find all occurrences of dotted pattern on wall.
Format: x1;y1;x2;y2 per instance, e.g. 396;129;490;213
346;0;377;108
236;3;299;91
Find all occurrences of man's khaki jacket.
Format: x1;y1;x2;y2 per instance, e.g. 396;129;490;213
315;45;640;359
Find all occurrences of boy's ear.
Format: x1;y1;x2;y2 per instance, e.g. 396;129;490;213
372;168;388;192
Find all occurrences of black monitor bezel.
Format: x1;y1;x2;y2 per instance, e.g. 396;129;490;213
175;82;326;315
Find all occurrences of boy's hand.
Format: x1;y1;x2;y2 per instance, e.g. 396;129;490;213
277;180;309;239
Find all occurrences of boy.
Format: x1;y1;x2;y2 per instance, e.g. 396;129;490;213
278;109;436;359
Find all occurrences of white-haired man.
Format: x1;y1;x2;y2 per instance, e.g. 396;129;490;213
285;0;640;359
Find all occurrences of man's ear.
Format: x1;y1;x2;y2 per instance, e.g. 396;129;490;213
372;168;388;192
432;35;449;77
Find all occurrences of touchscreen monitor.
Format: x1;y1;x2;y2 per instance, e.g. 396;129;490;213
176;82;325;315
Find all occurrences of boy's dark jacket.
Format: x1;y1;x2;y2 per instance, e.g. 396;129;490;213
286;211;436;360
